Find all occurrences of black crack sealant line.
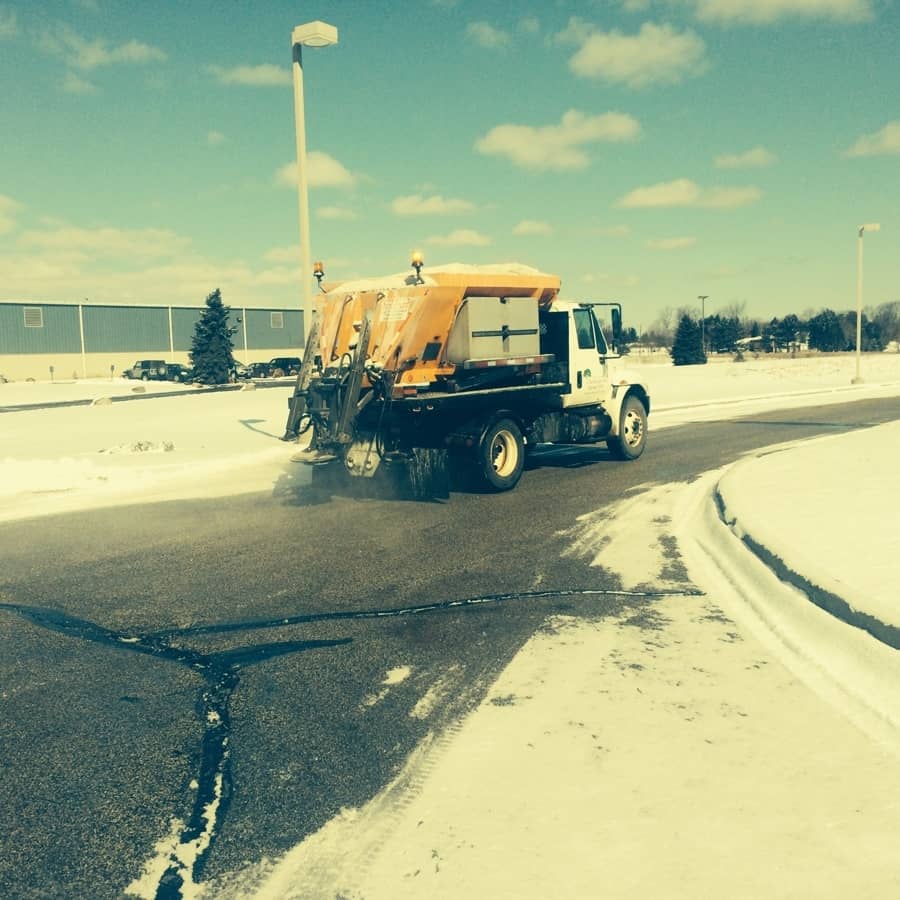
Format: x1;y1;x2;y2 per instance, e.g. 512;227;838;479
0;600;349;898
0;583;704;898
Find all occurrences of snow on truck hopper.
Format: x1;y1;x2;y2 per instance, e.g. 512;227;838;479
283;262;650;493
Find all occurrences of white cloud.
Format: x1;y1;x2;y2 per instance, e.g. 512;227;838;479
0;195;23;234
550;16;595;46
0;6;18;39
466;21;511;48
0;249;282;306
513;219;552;236
63;71;97;94
519;17;540;35
20;226;191;260
318;206;359;220
617;178;761;209
207;63;290;87
264;245;299;264
426;229;492;247
391;194;475;216
569;22;707;88
715;146;777;168
646;236;697;250
597;224;631;238
843;121;900;158
0;219;311;307
276;152;358;189
692;0;873;25
207;130;226;146
476;109;641;171
38;25;166;70
254;265;302;286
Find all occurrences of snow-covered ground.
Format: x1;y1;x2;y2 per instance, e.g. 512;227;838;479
2;352;898;525
4;353;900;899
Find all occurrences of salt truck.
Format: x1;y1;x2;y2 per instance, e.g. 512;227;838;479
283;258;649;494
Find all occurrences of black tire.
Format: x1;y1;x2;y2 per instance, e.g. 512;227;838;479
141;373;149;381
606;395;647;461
477;418;525;492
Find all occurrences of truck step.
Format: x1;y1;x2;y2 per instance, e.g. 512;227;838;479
290;448;339;465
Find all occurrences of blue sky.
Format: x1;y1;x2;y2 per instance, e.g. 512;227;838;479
0;0;897;329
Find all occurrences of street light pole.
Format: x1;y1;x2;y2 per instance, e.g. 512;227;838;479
698;295;708;355
852;223;880;384
291;21;338;344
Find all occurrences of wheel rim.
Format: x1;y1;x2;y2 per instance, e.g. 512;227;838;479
490;429;518;477
622;409;644;448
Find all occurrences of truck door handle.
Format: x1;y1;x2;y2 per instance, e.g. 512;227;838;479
577;371;583;389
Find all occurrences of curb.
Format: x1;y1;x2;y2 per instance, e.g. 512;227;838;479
713;476;900;651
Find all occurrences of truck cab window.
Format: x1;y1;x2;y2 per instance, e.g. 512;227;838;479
591;308;610;356
573;309;595;349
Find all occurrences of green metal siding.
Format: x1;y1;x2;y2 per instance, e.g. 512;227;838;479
0;303;81;353
83;305;169;352
0;302;303;356
242;308;304;352
172;308;204;352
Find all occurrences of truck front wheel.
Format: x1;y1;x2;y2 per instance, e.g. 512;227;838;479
606;395;647;461
478;418;525;491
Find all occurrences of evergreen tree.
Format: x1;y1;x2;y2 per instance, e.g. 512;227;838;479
807;309;846;352
190;289;236;384
670;314;707;366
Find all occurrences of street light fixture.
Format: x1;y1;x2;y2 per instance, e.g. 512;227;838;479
852;223;880;384
698;295;709;355
291;20;338;342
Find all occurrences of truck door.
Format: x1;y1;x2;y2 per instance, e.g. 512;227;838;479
561;307;610;408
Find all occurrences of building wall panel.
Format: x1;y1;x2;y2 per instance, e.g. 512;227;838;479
0;303;81;353
172;308;204;352
242;308;304;354
83;305;170;352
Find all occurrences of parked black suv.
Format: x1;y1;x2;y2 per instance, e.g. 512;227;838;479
267;357;301;377
245;361;273;379
166;363;193;382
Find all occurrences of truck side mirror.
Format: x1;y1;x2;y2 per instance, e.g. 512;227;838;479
611;307;622;347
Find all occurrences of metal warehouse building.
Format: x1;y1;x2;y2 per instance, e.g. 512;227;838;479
0;300;304;381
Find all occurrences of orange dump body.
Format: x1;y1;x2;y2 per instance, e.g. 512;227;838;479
313;271;561;388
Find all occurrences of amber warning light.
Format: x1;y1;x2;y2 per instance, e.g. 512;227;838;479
411;250;424;282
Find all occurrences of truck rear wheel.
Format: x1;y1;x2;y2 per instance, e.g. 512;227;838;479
606;395;647;460
478;418;525;491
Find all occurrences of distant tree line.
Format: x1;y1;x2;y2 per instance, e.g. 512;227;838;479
639;300;900;358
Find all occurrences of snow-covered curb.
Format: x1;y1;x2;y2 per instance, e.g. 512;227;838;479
714;423;900;635
675;468;900;744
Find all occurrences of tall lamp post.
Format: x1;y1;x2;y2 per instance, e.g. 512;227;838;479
852;223;880;384
698;295;709;355
291;20;338;342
